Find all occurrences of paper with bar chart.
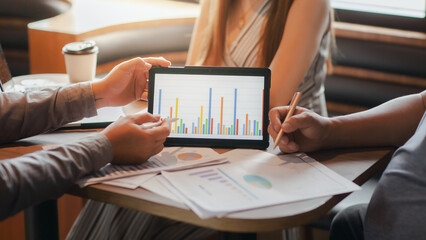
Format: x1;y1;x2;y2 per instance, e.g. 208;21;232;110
160;149;361;218
153;74;265;140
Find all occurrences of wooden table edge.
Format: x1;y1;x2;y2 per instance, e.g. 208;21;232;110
68;148;394;232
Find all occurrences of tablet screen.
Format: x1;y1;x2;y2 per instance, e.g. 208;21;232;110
149;67;270;149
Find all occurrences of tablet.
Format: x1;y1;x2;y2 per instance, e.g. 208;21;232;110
62;107;124;129
148;66;270;149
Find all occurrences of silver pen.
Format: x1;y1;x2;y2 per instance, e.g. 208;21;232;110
141;118;179;129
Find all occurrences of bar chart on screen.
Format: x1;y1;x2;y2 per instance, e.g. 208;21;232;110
153;74;265;140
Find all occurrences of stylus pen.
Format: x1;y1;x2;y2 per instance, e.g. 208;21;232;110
141;118;179;129
273;92;302;149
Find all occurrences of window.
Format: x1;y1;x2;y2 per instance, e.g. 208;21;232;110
332;0;426;18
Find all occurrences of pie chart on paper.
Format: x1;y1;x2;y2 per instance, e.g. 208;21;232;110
243;175;272;189
177;152;203;161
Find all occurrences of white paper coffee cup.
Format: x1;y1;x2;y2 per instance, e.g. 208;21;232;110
62;41;98;83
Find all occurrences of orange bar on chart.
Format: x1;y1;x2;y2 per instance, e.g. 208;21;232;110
246;114;248;136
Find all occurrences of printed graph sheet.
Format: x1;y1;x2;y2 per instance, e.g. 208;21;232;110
161;149;361;218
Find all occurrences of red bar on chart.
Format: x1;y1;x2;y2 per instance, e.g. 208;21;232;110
211;118;214;135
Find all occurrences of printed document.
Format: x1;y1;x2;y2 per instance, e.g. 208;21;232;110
160;149;361;218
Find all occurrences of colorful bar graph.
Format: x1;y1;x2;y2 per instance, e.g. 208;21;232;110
156;87;263;137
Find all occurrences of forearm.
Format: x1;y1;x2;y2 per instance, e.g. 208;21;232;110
0;83;97;143
185;0;210;66
324;92;426;149
0;133;112;220
269;0;330;108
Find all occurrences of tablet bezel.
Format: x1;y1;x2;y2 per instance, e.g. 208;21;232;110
148;66;270;149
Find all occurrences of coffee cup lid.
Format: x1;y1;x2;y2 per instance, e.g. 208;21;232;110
62;40;98;55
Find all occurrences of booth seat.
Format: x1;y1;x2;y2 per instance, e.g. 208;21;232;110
92;22;194;73
28;0;199;76
325;21;426;116
0;0;70;76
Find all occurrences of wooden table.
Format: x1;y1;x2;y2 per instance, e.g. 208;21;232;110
0;126;393;237
69;147;392;233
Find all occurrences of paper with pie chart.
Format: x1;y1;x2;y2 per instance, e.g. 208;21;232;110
153;147;225;166
161;149;361;218
78;147;227;187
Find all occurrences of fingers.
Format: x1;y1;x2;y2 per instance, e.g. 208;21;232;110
147;126;170;141
129;112;160;125
118;57;152;72
269;107;312;133
279;141;300;153
269;107;317;153
142;57;172;67
282;111;315;133
125;113;170;141
269;124;294;151
269;107;288;133
118;57;159;77
140;91;148;101
146;119;171;140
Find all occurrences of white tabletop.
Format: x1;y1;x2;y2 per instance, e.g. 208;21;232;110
4;73;70;92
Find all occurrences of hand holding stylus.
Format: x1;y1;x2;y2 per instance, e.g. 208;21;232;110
273;92;302;149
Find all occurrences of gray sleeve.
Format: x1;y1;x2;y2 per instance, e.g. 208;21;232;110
365;114;426;240
0;82;97;144
0;133;113;221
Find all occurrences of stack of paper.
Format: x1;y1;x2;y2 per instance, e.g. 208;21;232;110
102;173;157;189
77;147;226;187
79;147;361;219
155;149;361;219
